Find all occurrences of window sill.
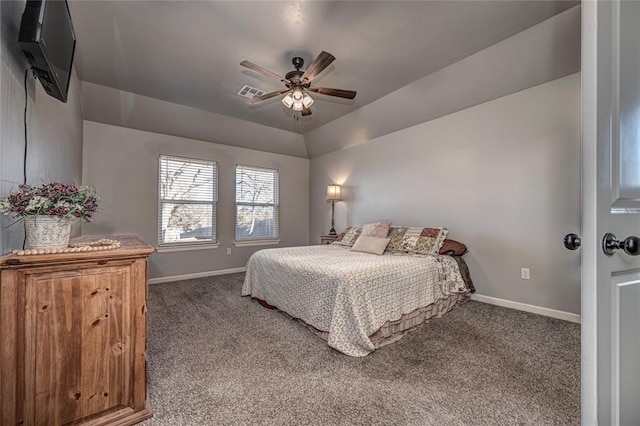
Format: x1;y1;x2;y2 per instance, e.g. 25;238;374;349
234;239;281;248
156;243;219;253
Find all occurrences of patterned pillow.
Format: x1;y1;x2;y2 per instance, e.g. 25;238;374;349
387;226;448;254
361;221;392;238
331;227;362;247
399;227;448;255
438;238;468;256
393;226;426;252
335;228;350;242
385;226;408;252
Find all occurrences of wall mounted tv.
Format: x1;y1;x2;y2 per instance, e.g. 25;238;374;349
18;0;76;103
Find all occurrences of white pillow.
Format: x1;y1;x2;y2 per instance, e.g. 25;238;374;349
350;236;391;256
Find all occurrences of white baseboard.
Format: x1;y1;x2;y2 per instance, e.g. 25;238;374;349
148;267;247;285
471;294;581;324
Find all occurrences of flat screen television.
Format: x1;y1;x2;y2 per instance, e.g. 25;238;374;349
18;0;76;103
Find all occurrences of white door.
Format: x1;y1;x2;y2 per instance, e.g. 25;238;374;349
581;0;640;424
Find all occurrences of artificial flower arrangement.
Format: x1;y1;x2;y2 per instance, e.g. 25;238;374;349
0;182;99;222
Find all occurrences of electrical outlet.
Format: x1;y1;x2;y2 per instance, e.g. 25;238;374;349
521;268;530;280
226;248;232;255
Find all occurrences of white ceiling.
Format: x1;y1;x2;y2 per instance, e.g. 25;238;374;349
69;1;577;135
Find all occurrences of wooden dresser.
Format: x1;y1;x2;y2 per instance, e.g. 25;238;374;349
0;235;154;426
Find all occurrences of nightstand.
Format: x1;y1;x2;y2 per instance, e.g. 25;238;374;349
319;234;339;245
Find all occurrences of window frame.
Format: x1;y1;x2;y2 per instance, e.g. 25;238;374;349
157;154;219;252
234;164;280;245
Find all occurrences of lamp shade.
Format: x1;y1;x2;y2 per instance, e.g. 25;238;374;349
326;184;342;201
302;92;314;108
281;92;294;108
292;88;303;101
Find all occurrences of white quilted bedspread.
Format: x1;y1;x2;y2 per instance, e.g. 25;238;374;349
242;245;468;356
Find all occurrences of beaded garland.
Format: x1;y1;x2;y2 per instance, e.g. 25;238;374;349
9;238;121;256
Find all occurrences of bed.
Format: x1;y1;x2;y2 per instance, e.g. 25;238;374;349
241;244;474;356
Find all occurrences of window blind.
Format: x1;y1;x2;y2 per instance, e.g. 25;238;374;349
235;165;279;241
158;155;218;246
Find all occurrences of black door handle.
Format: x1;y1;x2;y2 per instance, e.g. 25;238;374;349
602;233;640;256
564;233;581;250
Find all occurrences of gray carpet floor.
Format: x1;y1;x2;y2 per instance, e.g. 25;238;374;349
142;273;580;426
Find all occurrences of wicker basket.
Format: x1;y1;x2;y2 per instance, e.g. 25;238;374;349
24;216;72;249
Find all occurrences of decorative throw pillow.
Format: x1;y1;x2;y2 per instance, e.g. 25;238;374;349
389;226;448;255
387;226;422;252
331;227;362;247
361;221;392;238
334;228;350;242
420;228;441;238
399;235;419;252
400;227;448;255
350;236;391;255
438;238;468;256
385;226;408;252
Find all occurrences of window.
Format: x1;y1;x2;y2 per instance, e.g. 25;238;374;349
158;155;217;248
235;165;279;242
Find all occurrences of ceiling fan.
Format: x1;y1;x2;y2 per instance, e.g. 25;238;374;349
240;51;356;116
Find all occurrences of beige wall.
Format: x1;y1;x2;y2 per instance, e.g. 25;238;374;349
310;74;581;314
82;121;309;279
0;0;84;254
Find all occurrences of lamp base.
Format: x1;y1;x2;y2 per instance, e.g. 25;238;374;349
328;228;337;236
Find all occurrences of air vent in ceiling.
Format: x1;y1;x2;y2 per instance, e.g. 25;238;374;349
237;85;265;99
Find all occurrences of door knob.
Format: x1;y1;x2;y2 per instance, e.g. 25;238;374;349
564;233;581;250
602;233;640;256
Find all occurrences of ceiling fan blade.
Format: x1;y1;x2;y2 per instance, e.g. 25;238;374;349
308;87;356;99
301;51;335;83
301;106;312;116
249;89;290;104
240;61;289;84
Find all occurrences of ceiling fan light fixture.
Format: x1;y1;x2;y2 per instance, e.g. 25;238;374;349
240;51;356;116
302;92;314;108
292;88;303;101
281;92;294;108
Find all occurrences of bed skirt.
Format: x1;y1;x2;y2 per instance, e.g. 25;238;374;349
258;291;471;351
